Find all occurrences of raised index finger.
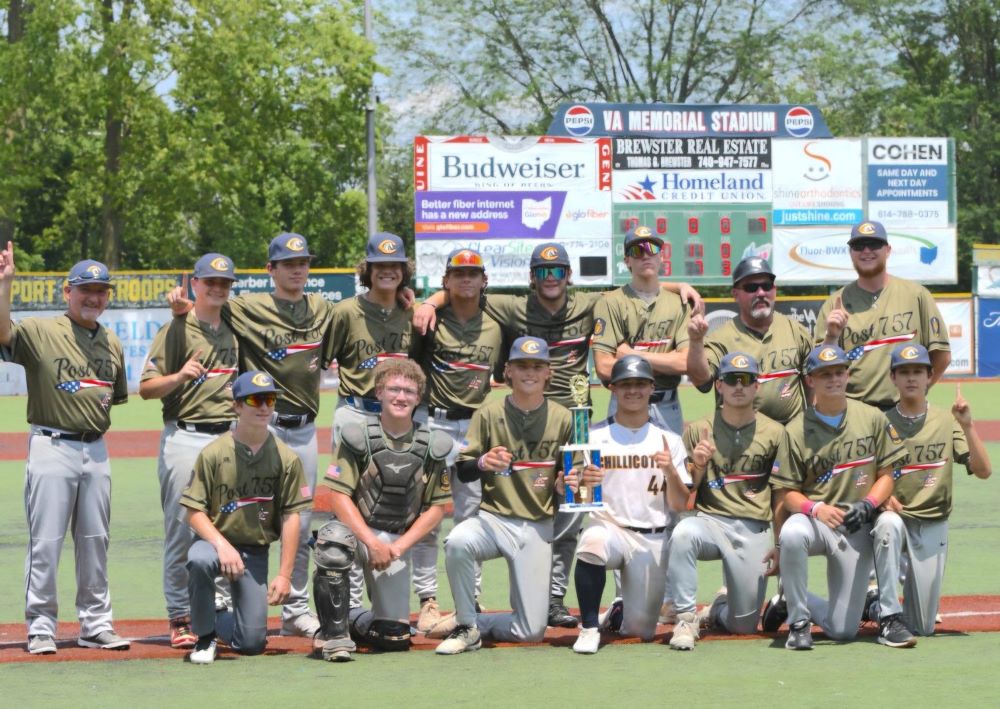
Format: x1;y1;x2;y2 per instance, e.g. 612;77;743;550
181;273;189;294
834;295;842;310
662;434;670;451
956;382;962;400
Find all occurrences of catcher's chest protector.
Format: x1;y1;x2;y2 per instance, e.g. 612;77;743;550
356;422;430;533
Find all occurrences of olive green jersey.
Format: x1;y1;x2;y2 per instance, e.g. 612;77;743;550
885;405;969;522
325;295;414;400
181;432;311;547
772;399;909;503
458;397;575;521
414;306;502;411
321;426;451;507
484;291;602;408
816;277;949;407
4;315;128;433
141;311;239;423
700;312;812;424
591;285;690;390
224;293;335;416
684;411;787;522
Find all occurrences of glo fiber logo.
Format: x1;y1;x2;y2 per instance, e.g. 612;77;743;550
785;106;814;138
564;105;594;137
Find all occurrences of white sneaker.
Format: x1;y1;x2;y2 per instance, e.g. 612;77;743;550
572;627;600;654
435;625;481;655
189;637;217;664
280;612;320;637
669;612;700;651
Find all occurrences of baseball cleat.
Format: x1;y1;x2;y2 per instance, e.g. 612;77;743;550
417;597;442;633
318;636;356;662
658;599;678;625
170;617;198;649
435;624;481;655
761;592;788;632
548;597;579;628
572;627;601;654
668;612;700;651
425;613;459;639
878;614;917;648
27;634;57;655
189;636;217;665
78;629;130;650
599;598;624;633
785;620;813;650
280;611;321;638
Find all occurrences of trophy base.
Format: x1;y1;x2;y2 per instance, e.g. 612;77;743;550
559;502;605;512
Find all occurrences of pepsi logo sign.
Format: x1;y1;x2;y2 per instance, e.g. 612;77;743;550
564;105;594;137
784;106;814;138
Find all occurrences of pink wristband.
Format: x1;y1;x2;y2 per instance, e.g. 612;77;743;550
800;500;815;516
864;495;879;508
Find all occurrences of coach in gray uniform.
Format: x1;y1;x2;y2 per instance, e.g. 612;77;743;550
0;244;130;655
140;253;239;649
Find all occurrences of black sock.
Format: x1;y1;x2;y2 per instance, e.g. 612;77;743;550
574;560;607;628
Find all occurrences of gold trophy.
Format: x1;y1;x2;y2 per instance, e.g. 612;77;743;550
560;374;603;511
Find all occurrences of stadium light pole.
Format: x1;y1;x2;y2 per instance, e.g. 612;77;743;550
365;0;378;237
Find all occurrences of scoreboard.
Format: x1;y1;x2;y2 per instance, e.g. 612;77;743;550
612;204;772;285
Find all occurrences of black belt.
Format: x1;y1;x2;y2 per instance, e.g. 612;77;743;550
37;429;103;443
625;525;667;534
177;420;233;435
273;412;316;428
430;405;475;421
649;389;677;404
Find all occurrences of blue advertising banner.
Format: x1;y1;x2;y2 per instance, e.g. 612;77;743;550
548;104;832;139
977;299;1000;377
415;191;569;239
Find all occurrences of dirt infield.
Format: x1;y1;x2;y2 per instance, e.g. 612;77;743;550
1;595;997;664
2;421;1000;461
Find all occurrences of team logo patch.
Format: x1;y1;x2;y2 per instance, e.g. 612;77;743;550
593;318;605;337
285;236;305;252
818;347;839;362
86;265;103;278
251;372;272;387
886;422;903;445
377;239;398;255
325;465;341;479
899;346;920;360
440;469;451;492
210;257;230;271
539;246;559;261
856;222;878;236
520;340;541;355
221;496;273;513
633;225;653;239
730;355;750;369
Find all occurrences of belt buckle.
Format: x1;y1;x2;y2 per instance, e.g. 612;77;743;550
50;430;62;440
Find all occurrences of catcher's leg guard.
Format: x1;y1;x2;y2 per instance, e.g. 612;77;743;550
313;520;357;661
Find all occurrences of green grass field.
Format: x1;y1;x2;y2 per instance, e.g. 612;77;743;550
0;384;997;706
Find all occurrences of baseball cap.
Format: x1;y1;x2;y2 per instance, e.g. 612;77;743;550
365;232;407;263
530;242;570;268
848;220;888;245
232;371;281;399
193;253;237;280
444;248;485;272
508;336;549;362
805;344;849;374
268;232;314;261
67;260;113;288
623;224;664;250
732;256;775;285
610;354;654;384
717;352;760;377
890;343;932;370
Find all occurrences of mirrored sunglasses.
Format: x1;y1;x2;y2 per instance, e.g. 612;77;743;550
242;393;277;408
446;251;485;269
720;373;757;387
625;241;662;258
534;266;567;280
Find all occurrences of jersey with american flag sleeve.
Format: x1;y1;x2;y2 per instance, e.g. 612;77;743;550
772;399;909;504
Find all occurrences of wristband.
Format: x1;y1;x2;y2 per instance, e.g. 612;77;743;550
477;454;488;471
420;301;437;309
800;500;815;517
811;501;826;517
864;495;879;508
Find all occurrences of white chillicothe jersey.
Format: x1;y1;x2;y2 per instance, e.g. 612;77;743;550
588;418;690;530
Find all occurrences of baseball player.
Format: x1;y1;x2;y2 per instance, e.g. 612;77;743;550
410;247;503;619
168;232;336;637
139;253;239;649
0;244;130;655
414;242;703;628
427;336;578;654
572;354;689;655
767;344;908;650
817;220;951;410
592;224;691;435
868;344;991;646
181;371;311;664
687;256;812;424
313;359;452;661
666;352;787;651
